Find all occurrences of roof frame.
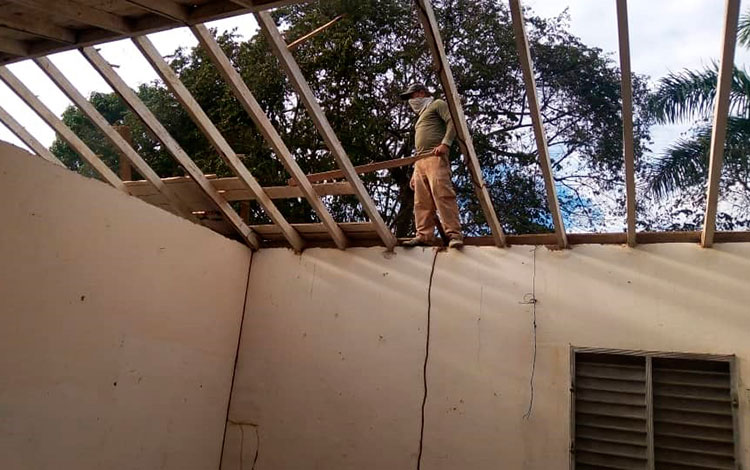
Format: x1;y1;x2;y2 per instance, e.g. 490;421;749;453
0;104;63;166
508;0;568;249
33;55;198;222
0;65;125;190
132;35;306;252
11;0;134;35
616;0;638;248
255;10;398;250
191;24;348;249
81;45;261;249
702;0;741;248
414;0;507;248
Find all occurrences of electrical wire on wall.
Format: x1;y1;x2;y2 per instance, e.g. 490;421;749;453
417;247;441;470
521;246;538;420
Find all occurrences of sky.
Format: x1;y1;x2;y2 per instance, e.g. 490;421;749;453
0;0;746;158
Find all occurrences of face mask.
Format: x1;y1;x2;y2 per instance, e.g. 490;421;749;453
409;97;433;115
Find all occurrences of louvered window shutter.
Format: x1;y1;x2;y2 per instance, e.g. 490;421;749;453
572;351;738;470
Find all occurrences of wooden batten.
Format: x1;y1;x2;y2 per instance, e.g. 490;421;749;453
132;34;305;252
81;46;261;249
190;25;348;249
702;0;741;248
255;10;398;250
0;65;125;190
616;0;638;247
0;104;63;166
33;56;198;222
509;0;568;249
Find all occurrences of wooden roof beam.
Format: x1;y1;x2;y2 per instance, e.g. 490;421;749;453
10;0;133;34
33;55;198;223
0;37;29;56
0;13;77;44
191;25;348;249
0;65;125;190
415;0;507;248
0;104;63;166
81;46;260;249
702;0;741;248
255;11;397;250
616;0;638;248
123;0;190;23
509;0;568;249
132;35;305;252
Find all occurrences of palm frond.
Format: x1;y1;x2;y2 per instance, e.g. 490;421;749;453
649;66;750;124
739;10;750;49
646;130;710;198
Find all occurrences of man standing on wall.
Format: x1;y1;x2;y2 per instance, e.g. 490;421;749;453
400;83;464;248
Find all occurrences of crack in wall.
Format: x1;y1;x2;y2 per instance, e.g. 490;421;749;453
417;247;441;470
231;420;260;470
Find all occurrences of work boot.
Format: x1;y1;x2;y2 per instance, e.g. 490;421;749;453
448;236;464;249
403;236;431;247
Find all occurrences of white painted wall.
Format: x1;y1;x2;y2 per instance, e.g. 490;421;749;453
229;244;750;469
0;143;252;470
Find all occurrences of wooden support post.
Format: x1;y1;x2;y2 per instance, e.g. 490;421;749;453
132;35;305;252
0;104;64;166
113;125;133;181
415;0;506;248
702;0;741;248
616;0;638;248
256;11;397;250
0;65;125;190
509;0;568;248
34;56;198;222
190;25;349;249
81;46;261;249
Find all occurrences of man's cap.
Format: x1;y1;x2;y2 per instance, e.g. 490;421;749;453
399;83;430;100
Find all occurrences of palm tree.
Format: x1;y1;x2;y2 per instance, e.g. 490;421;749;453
647;11;750;226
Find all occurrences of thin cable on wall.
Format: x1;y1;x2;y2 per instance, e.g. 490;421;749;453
417;247;440;470
521;246;538;420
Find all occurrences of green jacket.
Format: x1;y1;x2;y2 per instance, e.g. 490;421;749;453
414;98;456;154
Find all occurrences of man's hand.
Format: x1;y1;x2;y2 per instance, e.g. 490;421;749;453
433;143;449;157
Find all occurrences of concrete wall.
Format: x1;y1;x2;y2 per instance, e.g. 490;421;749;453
228;244;750;469
0;144;252;470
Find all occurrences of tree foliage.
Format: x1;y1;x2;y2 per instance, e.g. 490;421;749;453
646;9;750;230
51;0;652;235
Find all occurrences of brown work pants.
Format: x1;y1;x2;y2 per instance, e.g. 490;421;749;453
412;156;462;241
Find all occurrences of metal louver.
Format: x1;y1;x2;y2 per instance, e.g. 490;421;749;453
572;350;739;470
652;358;736;470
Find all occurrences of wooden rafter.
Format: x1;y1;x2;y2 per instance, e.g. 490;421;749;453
415;0;506;248
702;0;741;248
0;13;77;44
616;0;637;248
0;65;125;190
508;0;568;248
255;11;398;250
33;55;198;222
0;104;63;165
123;0;190;23
10;0;133;34
191;25;348;250
132;35;305;252
0;37;29;56
81;46;261;249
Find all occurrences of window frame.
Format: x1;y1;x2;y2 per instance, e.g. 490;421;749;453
569;347;740;470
